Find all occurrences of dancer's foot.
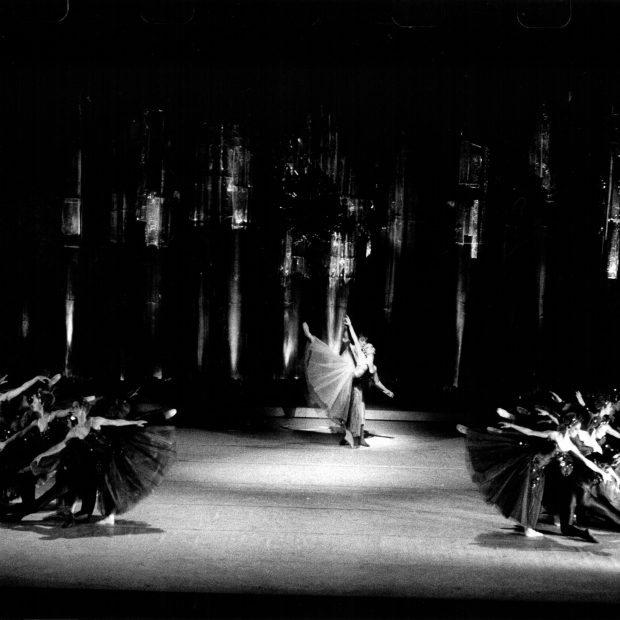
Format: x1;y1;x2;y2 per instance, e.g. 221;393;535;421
96;513;115;526
360;436;370;447
561;524;599;543
163;408;177;420
523;527;544;538
343;429;355;448
302;322;312;341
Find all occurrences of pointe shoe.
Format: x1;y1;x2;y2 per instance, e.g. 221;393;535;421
359;425;370;447
96;513;115;526
579;528;599;544
561;524;599;543
163;408;177;420
343;430;355;448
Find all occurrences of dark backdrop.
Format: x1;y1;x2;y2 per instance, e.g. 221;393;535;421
0;0;619;422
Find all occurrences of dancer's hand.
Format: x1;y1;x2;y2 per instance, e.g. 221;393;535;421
135;420;147;427
602;471;614;484
31;456;41;472
384;389;394;398
343;316;351;327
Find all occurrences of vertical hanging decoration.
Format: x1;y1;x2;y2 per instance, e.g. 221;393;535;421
326;191;367;352
280;226;308;379
529;106;555;346
278;112;370;377
136;110;171;249
61;102;84;378
136;109;171;379
109;132;132;245
453;137;490;388
224;127;251;379
188;125;213;375
200;124;251;379
602;107;620;280
383;152;406;328
279;135;312;379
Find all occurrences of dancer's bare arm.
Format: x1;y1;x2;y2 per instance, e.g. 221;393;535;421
371;372;394;398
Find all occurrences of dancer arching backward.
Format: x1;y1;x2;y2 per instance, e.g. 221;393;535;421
303;315;394;448
458;405;613;542
4;398;175;526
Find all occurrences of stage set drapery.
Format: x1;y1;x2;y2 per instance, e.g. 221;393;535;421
1;0;620;419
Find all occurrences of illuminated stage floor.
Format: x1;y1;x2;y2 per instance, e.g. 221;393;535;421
2;420;620;619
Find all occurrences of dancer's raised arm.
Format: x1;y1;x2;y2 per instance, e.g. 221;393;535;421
0;375;50;403
344;315;364;361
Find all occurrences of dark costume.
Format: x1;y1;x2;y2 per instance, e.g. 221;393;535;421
460;425;560;529
5;419;175;522
0;416;71;504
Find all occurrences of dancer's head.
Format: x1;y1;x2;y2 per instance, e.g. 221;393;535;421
71;400;91;424
558;412;581;435
358;335;376;359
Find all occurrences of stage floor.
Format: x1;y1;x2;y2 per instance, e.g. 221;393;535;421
2;419;620;619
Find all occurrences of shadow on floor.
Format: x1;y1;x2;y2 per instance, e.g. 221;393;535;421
0;517;164;541
474;527;615;557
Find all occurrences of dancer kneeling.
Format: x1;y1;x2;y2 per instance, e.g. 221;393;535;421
4;399;175;526
458;404;613;542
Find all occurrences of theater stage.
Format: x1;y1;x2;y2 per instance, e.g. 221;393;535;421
1;419;620;619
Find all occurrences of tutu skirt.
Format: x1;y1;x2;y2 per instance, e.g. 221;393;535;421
304;337;354;424
97;425;176;515
56;424;176;516
461;426;558;528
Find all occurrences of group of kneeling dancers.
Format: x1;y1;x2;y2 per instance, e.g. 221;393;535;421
8;316;617;544
459;390;620;543
0;373;176;527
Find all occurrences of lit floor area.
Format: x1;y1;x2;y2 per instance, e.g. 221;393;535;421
2;419;620;619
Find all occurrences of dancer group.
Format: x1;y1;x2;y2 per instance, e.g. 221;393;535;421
0;374;176;527
303;315;394;448
458;391;620;543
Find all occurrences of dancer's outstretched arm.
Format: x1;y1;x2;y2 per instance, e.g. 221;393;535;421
565;441;613;481
371;371;394;398
605;424;620;440
89;416;147;430
31;439;68;470
497;421;553;438
0;375;50;402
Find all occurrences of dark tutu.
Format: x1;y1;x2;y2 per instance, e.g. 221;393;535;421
461;426;558;528
97;424;176;515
